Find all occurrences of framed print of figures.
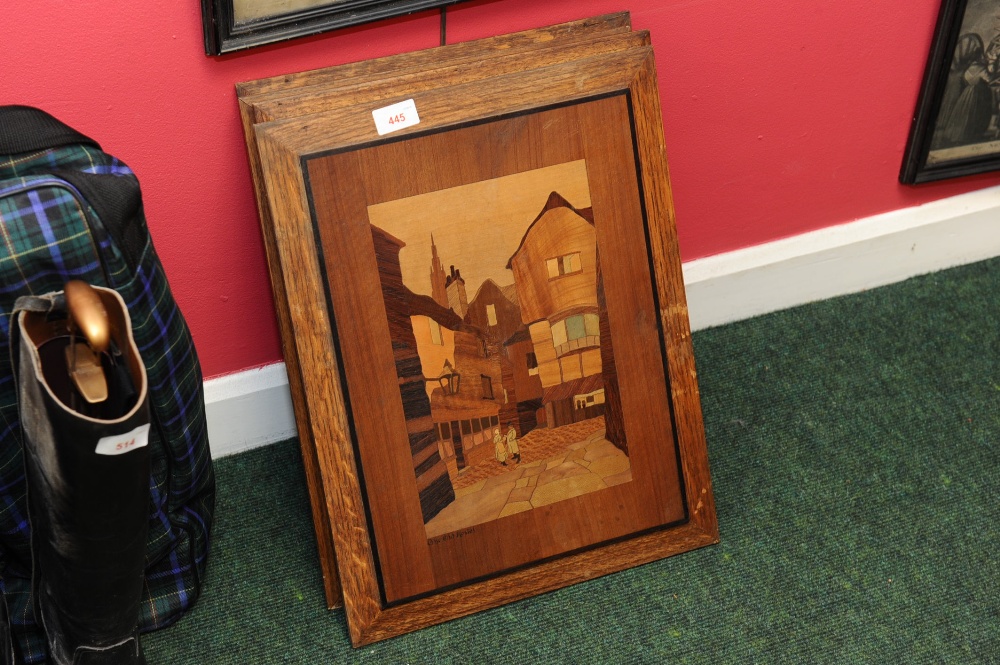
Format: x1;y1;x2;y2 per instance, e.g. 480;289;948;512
202;0;470;55
902;0;1000;183
252;38;717;646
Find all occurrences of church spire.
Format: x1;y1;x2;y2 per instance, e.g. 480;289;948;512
429;233;449;308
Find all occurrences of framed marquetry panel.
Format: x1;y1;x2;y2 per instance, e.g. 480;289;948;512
236;13;643;609
254;40;716;646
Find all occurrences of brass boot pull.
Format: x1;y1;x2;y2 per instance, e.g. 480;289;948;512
64;280;110;404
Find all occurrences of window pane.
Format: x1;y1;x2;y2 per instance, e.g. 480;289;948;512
546;257;560;278
565;314;586;341
486;304;498;326
551;320;568;347
584;313;600;337
428;318;442;345
564;253;581;273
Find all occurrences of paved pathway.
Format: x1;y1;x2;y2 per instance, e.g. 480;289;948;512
425;418;632;539
451;417;608;491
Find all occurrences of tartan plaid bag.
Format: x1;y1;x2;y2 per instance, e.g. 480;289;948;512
0;106;215;663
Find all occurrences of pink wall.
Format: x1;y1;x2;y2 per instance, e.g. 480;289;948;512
4;0;999;378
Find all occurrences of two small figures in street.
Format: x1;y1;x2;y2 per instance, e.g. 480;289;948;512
493;425;521;466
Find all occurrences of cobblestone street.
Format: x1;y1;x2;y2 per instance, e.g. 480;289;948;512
425;416;632;539
452;416;607;490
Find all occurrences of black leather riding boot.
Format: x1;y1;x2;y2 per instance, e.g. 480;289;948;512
13;288;150;665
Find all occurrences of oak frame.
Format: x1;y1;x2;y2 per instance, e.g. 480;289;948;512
237;13;642;609
253;39;717;647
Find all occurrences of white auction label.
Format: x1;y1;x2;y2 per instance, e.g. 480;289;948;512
95;423;150;456
372;99;420;136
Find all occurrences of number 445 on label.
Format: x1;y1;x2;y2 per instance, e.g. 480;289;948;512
372;99;420;136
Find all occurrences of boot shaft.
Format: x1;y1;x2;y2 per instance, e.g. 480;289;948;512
13;287;150;665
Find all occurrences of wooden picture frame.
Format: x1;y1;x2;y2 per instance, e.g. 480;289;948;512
236;12;643;611
202;0;470;55
901;0;1000;183
252;28;717;647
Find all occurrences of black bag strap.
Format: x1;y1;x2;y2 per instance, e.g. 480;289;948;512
0;105;100;155
56;169;148;271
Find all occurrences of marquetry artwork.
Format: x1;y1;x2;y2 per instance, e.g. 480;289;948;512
367;160;633;538
238;13;718;646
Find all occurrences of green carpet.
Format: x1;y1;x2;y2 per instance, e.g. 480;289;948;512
144;257;999;664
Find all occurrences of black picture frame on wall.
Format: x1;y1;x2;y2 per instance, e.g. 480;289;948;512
202;0;469;55
901;0;1000;183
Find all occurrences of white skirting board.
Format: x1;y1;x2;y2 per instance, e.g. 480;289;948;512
204;185;1000;458
682;185;1000;331
203;362;298;459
